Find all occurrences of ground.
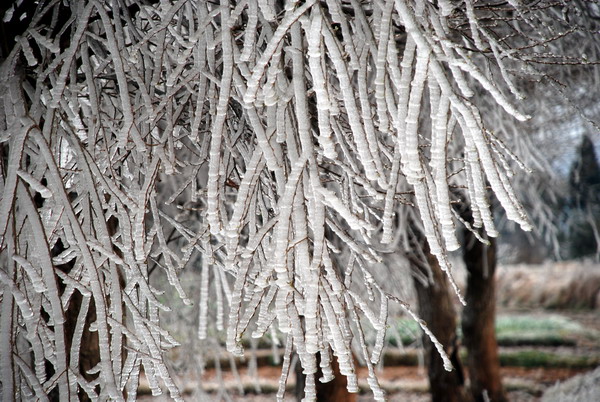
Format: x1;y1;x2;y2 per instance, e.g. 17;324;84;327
139;262;600;401
139;309;599;401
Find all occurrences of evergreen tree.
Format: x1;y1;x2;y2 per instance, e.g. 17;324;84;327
566;135;600;259
570;135;600;208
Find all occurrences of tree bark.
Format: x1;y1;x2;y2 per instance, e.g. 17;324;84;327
295;353;357;402
51;237;101;402
412;238;469;402
461;228;506;402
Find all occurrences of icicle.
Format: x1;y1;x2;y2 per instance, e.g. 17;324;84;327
287;302;318;377
198;253;210;339
318;347;335;383
303;371;317;401
276;334;293;401
394;42;459;270
20;191;78;400
370;292;388;365
424;33;532;233
214;260;224;331
430;93;460;250
0;263;16;401
425;10;476;99
460;115;500;237
227;251;254;354
320;284;357;391
342;253;356;290
401;47;430;183
463;149;484;229
303;254;320;354
357;50;386;187
347;298;386;401
224;130;266;267
275;286;292;334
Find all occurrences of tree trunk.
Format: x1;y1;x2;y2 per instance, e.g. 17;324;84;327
412;239;469;402
295;353;356;402
461;228;506;402
52;237;101;401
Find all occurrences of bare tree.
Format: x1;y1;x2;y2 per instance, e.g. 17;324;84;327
1;1;598;401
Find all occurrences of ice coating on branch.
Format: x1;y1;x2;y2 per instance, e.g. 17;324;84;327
430;93;460;251
382;37;416;244
437;0;454;16
13;255;47;293
206;0;234;235
318;187;375;232
1;0;581;398
17;35;38;66
0;269;36;320
244;0;317;105
322;23;380;182
28;29;61;53
374;0;395;134
198;252;210;340
240;1;258;62
305;10;337;160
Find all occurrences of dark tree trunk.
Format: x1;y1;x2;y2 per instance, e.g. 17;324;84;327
412;238;469;402
51;238;101;402
295;358;305;401
61;293;100;401
461;228;506;402
295;353;357;401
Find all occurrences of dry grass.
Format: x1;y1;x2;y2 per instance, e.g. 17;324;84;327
496;262;600;310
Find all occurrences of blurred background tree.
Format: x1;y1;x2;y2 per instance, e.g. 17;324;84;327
564;135;600;259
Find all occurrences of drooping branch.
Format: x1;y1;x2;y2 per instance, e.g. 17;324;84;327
1;0;598;400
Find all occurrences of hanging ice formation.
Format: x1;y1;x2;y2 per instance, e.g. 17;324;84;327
3;0;589;400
